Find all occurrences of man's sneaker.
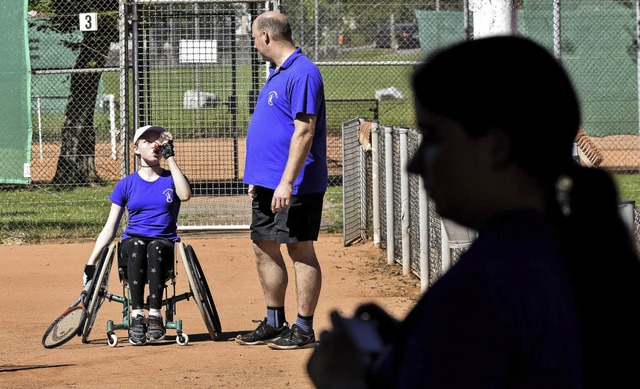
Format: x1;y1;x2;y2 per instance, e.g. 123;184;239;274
268;324;316;350
235;318;289;345
146;315;166;342
128;315;147;346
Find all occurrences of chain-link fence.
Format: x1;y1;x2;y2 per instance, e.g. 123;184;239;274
28;2;125;185
3;0;640;243
343;124;640;290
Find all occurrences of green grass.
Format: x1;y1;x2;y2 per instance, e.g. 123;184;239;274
0;185;115;244
0;183;345;243
322;185;343;233
3;172;640;244
614;173;640;206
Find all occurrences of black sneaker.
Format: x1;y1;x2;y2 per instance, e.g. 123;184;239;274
235;318;289;345
268;324;316;350
129;315;147;346
146;315;166;343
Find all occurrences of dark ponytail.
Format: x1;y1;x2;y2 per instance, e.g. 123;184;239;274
561;165;640;387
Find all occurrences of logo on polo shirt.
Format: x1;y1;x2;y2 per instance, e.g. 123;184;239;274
163;188;174;203
268;91;278;106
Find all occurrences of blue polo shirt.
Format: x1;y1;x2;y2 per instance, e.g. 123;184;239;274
110;170;182;242
244;47;328;194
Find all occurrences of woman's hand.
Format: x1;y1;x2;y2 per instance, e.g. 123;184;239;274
160;131;174;159
307;311;372;389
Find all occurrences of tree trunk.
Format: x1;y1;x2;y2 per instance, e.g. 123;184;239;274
52;41;108;186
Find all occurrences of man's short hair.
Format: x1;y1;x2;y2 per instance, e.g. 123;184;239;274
256;13;292;42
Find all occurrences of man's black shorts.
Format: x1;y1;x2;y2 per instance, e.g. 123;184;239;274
250;186;325;243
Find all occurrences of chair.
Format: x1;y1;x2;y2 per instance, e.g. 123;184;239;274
81;241;222;347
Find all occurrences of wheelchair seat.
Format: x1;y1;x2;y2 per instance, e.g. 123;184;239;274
81;241;222;347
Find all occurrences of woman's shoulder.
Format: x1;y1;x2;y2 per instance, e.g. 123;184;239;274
114;172;138;187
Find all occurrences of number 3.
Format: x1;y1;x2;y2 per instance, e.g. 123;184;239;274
84;15;93;30
79;13;97;31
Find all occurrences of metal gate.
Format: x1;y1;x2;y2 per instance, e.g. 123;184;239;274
129;0;268;230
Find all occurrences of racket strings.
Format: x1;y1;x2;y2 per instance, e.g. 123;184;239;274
43;308;85;347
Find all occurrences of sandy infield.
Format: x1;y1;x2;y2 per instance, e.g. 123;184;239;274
0;234;421;389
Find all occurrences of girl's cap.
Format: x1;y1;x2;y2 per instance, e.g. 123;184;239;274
133;125;165;144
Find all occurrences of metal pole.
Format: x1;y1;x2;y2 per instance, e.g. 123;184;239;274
109;94;116;160
132;0;140;134
636;0;639;140
37;97;43;161
553;0;561;59
463;0;471;40
195;3;201;131
399;127;410;276
441;220;451;272
359;135;368;241
417;134;430;291
419;175;429;292
314;0;318;61
231;15;239;181
384;126;394;265
371;120;380;247
132;0;141;171
119;0;130;175
300;0;304;48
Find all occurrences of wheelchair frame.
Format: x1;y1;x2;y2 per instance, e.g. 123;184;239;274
81;241;222;347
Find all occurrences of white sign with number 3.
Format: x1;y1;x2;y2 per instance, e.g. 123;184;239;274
79;13;98;32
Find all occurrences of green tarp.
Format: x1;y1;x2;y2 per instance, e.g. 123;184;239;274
0;0;32;184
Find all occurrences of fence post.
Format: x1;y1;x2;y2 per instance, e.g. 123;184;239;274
398;127;410;275
371;120;381;247
418;134;430;292
109;94;117;160
119;0;129;176
37;96;43;161
359;131;368;242
441;220;451;272
384;125;395;265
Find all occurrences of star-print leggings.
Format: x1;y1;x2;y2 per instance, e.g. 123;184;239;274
119;237;174;310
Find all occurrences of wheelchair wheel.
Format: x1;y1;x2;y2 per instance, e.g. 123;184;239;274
81;242;116;343
180;242;222;340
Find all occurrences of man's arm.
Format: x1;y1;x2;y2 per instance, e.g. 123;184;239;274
271;112;316;213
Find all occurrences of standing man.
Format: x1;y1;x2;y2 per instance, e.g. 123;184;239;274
236;10;327;350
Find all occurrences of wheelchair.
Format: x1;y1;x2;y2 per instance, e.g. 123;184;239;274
80;240;222;347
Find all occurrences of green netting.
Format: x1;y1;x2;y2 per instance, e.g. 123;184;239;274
416;3;638;137
416;10;467;59
29;18;104;114
0;0;31;184
521;2;638;136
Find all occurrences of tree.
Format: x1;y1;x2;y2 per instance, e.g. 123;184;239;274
29;0;119;186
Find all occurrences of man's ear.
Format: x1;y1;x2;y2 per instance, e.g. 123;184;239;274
486;127;512;168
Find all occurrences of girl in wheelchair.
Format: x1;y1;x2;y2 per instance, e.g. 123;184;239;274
82;125;191;346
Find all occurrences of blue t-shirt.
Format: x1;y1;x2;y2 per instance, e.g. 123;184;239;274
243;48;328;194
110;170;182;241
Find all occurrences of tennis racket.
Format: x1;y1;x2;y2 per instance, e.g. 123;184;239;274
41;281;92;349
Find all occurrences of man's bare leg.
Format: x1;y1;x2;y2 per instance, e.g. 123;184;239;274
253;239;288;307
287;241;322;317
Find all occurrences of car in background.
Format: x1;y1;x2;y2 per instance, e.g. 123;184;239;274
374;23;420;49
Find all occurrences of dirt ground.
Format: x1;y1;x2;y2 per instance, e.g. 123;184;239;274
0;234;422;389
